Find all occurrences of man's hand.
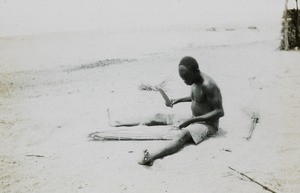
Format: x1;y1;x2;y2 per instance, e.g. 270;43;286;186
171;119;192;130
178;120;192;129
165;99;175;108
170;124;180;130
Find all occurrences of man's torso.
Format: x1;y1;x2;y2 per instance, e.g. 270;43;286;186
190;73;219;127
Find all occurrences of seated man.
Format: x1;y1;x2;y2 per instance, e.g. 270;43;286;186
110;56;224;166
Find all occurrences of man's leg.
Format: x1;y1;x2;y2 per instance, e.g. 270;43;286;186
138;129;192;166
108;109;175;127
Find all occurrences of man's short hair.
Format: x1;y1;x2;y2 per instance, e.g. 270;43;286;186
179;56;199;72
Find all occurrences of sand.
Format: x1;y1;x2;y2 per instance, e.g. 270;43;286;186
1;1;300;193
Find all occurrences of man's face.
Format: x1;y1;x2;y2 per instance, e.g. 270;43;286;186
178;65;195;85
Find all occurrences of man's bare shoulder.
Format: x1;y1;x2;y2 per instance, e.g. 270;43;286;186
201;72;220;91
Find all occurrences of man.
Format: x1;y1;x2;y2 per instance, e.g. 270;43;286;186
138;56;224;166
108;56;224;166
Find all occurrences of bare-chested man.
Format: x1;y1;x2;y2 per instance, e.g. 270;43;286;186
109;56;224;166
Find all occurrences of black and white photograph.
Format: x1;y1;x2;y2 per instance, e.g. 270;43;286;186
0;0;299;192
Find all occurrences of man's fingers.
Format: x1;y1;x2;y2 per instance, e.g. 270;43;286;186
171;125;180;130
165;101;173;108
169;99;175;107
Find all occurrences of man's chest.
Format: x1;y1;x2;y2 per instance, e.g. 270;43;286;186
191;85;206;102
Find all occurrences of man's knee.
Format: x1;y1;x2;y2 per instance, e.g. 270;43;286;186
151;113;174;125
175;129;191;144
150;113;164;122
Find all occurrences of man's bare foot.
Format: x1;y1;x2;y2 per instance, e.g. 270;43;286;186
138;150;154;166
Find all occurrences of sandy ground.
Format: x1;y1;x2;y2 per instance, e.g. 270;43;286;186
1;1;300;193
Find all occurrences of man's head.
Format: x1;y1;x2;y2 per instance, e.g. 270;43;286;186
178;56;201;85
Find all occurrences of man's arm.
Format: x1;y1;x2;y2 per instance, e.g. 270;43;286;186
172;96;192;104
179;86;224;128
166;96;192;107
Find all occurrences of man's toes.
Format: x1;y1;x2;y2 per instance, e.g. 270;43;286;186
138;150;152;165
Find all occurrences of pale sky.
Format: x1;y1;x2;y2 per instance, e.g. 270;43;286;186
0;0;285;37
